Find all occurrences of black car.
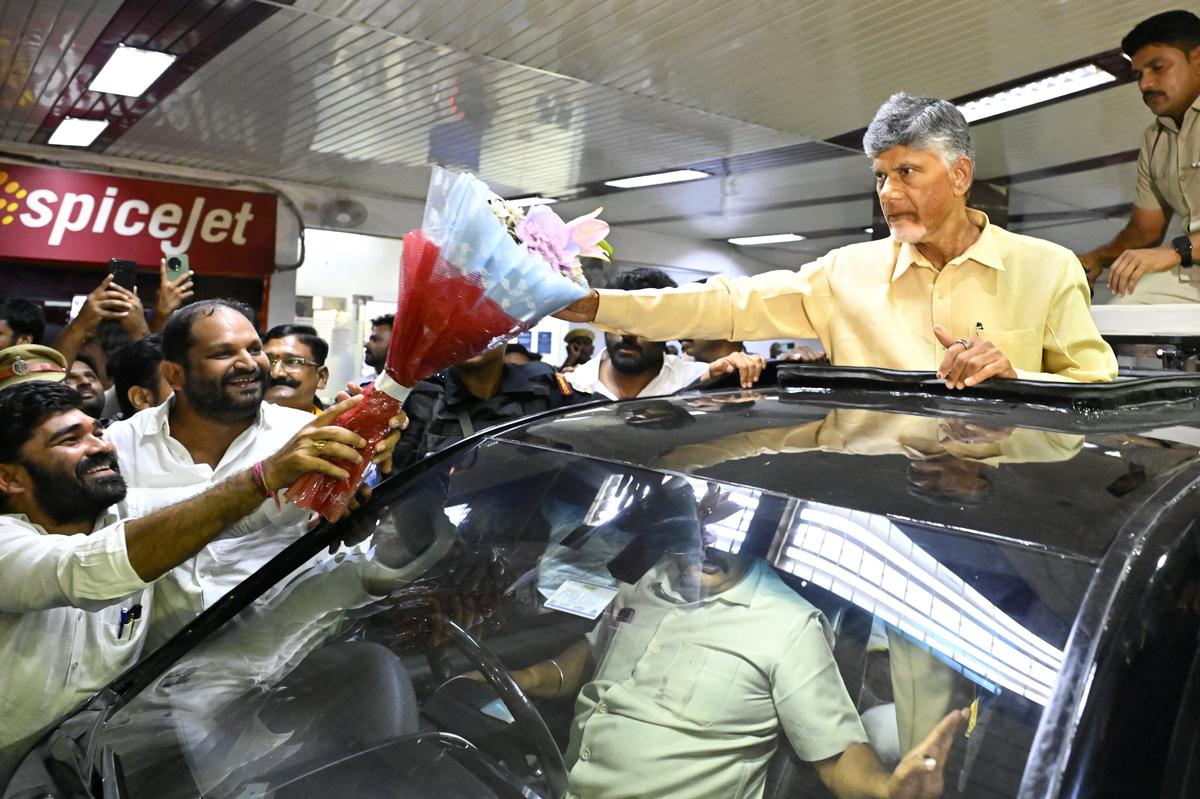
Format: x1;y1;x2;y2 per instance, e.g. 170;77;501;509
6;366;1200;799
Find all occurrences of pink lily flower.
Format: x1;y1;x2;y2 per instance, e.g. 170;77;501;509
566;208;610;262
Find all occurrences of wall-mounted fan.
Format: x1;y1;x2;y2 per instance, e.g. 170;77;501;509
318;198;368;229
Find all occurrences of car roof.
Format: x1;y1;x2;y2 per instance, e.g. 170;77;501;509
495;366;1200;562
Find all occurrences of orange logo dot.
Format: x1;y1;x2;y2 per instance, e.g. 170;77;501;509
1;216;12;225
3;181;17;194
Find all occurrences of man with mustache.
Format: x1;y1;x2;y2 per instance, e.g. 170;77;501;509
559;94;1116;388
1079;11;1200;302
104;300;404;641
0;379;368;782
263;324;329;413
64;351;107;420
566;268;766;398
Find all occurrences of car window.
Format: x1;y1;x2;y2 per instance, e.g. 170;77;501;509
93;439;1098;799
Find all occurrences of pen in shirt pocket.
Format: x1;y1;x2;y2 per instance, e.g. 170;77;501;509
117;603;143;640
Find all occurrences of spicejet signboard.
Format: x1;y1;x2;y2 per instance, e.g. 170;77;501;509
0;162;277;276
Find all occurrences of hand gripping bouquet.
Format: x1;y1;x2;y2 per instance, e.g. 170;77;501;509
290;167;609;520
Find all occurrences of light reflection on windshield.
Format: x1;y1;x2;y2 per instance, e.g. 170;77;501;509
773;501;1063;705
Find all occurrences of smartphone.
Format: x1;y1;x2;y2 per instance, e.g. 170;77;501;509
108;258;138;291
165;253;191;283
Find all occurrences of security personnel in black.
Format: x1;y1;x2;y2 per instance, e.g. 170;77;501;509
394;344;592;469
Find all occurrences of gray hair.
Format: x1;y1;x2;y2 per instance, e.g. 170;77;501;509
863;92;975;170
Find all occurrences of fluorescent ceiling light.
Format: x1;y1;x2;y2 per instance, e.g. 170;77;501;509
47;117;109;147
958;64;1117;123
863;227;875;234
507;195;558;207
728;233;806;246
88;45;177;97
604;169;710;189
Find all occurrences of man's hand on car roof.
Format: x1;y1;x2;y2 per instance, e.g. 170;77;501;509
933;325;1017;389
705;351;766;388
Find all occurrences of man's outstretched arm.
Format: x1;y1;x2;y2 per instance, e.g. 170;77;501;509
124;395;368;581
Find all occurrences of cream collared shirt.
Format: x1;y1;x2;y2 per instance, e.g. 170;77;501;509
596;211;1116;383
565;559;866;799
105;399;316;645
0;508;150;783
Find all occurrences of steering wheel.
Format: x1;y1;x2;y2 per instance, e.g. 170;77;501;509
441;619;568;799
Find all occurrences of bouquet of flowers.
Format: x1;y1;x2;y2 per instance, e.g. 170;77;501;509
290;167;609;520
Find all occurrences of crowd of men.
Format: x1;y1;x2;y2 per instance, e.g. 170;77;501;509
0;9;1196;797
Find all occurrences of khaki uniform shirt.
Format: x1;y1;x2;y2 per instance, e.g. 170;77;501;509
565;560;867;799
595;211;1116;383
1113;97;1200;304
1134;96;1200;234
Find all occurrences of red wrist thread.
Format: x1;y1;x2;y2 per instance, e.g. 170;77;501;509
252;461;282;510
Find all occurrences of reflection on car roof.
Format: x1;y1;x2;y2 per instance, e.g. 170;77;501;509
498;368;1200;561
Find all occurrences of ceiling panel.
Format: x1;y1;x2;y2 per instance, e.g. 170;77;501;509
0;0;123;141
1009;161;1137;210
105;1;806;198
301;0;1182;139
971;86;1149;181
0;0;1172;277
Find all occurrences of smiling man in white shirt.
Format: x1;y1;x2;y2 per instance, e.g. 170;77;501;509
104;300;404;642
0;380;369;784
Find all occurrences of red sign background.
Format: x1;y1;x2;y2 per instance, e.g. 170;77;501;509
0;161;277;276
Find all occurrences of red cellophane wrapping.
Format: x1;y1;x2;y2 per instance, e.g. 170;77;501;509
289;229;529;520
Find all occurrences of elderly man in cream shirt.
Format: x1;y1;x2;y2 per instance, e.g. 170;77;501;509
559;93;1117;389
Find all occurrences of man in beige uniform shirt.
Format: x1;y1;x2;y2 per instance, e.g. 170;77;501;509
508;487;966;799
559;93;1116;388
1080;11;1200;303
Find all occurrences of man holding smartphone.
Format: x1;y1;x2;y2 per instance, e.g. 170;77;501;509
151;256;195;333
54;273;149;382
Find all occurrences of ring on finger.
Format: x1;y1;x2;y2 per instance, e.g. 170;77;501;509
953;338;970;350
313;439;326;452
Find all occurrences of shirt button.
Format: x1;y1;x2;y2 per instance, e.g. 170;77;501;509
648;642;660;654
580;747;591;761
672;608;683;617
623;678;635;689
597;702;608;714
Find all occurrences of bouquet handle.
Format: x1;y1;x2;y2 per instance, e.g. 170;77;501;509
289;379;412;521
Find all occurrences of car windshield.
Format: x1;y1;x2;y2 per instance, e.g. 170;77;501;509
89;403;1146;799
